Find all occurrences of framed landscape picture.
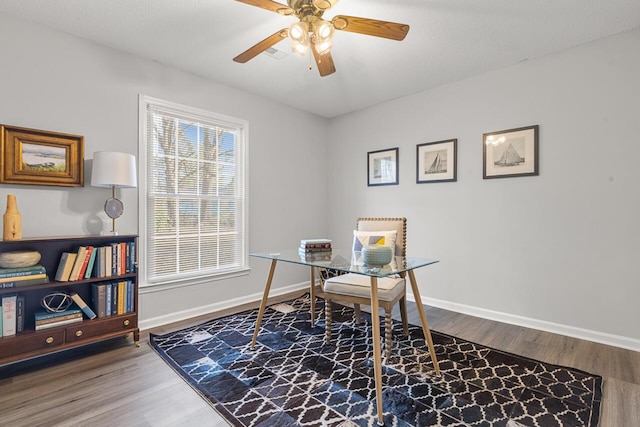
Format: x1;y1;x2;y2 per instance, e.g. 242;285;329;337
0;125;84;187
483;125;539;179
416;139;457;183
367;147;398;186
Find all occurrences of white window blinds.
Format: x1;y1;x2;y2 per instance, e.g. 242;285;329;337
139;96;248;286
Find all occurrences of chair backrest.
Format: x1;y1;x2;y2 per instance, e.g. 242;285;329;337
356;217;406;257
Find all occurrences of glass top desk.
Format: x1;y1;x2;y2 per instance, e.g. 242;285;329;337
250;249;440;426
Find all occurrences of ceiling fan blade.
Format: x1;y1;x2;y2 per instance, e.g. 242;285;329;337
233;29;288;63
235;0;294;15
332;15;410;41
312;48;336;77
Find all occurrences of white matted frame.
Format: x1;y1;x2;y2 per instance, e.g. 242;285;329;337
416;139;457;183
483;125;539;179
367;147;399;186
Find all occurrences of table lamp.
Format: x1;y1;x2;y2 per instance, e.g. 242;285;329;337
91;151;137;235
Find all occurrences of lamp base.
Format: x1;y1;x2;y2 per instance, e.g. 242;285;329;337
100;230;119;236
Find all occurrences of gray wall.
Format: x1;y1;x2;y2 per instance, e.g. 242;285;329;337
326;28;640;350
2;12;638;350
0;13;329;327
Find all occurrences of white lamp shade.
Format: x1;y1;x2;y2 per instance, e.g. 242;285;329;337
91;151;137;188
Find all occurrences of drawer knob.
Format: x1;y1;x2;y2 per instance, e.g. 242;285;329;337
123;319;130;327
45;337;54;344
75;330;83;337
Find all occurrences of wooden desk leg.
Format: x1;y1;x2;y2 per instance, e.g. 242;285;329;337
370;277;385;426
408;269;441;375
251;259;278;350
310;266;316;328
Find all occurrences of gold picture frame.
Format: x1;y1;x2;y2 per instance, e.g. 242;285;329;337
0;125;84;187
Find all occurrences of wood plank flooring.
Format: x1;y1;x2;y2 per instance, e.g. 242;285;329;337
0;291;638;427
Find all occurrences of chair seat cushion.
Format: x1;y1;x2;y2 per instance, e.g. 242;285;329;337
323;273;405;301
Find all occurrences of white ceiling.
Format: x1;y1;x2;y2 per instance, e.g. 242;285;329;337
1;0;639;118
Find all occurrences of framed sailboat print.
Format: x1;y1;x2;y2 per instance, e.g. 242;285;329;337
483;125;539;179
416;139;457;183
368;147;399;186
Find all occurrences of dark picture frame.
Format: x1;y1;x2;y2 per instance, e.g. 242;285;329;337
483;125;539;179
367;147;399;186
0;125;84;187
416;139;457;183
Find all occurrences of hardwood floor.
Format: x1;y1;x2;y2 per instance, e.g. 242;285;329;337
0;291;637;426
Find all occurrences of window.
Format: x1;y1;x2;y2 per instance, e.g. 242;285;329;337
139;95;248;286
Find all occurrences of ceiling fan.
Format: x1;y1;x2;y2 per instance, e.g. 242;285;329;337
233;0;410;77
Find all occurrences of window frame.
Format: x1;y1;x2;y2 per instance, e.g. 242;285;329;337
138;95;249;289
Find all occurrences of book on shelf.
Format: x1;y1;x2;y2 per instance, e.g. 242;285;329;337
91;283;107;318
0;264;46;279
76;246;94;280
68;246;89;281
109;283;115;316
35;316;83;330
2;294;17;337
36;311;82;324
0;304;2;337
0;276;49;289
0;272;47;283
55;252;77;282
16;295;25;334
84;246;98;279
127;280;134;312
34;308;82;322
70;292;97;319
117;281;125;315
126;241;136;273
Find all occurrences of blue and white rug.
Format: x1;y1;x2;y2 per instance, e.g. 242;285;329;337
150;294;602;427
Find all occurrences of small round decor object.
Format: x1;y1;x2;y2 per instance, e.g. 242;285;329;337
41;291;73;313
362;244;393;266
104;198;124;219
0;250;42;268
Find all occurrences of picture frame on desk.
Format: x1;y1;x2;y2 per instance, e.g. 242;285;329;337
416;139;457;183
483;125;539;179
0;125;84;187
367;147;399;187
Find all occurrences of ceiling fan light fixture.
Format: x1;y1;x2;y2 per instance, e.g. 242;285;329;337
313;40;332;55
292;40;310;56
289;21;311;56
289;21;309;43
314;19;334;42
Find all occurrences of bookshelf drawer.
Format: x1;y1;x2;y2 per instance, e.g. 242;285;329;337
0;330;65;358
65;315;137;343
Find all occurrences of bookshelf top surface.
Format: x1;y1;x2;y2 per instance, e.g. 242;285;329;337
1;235;138;244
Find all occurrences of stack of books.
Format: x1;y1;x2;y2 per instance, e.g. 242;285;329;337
34;308;83;331
299;239;332;261
0;264;48;289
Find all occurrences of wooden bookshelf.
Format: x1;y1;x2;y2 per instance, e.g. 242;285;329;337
0;235;139;365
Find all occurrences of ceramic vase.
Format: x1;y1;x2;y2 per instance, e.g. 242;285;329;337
3;194;22;240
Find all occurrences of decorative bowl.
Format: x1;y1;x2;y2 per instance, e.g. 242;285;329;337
0;250;42;268
361;245;393;265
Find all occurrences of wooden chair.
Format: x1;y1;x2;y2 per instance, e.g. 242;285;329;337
322;217;409;360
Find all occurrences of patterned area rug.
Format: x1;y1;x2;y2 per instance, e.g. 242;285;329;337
149;294;602;427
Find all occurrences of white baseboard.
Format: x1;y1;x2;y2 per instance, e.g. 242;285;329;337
408;293;640;352
139;282;309;331
141;280;640;352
